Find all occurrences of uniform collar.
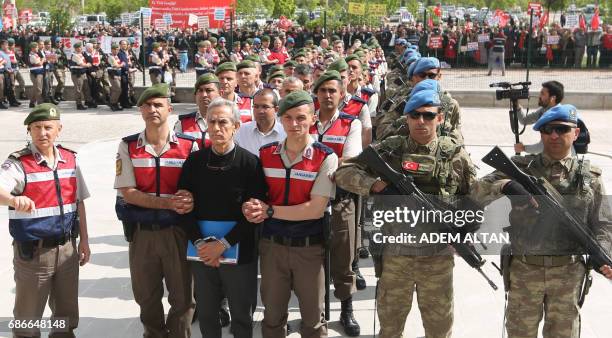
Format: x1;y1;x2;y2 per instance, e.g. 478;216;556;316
315;109;340;127
274;137;315;160
540;152;574;172
136;129;179;149
29;143;65;165
406;137;438;154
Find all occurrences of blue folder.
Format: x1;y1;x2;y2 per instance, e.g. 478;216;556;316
186;220;239;265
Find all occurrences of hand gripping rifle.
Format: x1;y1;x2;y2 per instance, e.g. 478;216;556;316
482;146;612;277
358;146;498;290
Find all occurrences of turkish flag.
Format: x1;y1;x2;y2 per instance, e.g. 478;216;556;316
579;14;586;30
433;5;442;17
539;11;549;30
546;45;553;61
402;161;420;171
278;16;292;30
591;8;600;31
427;17;434;29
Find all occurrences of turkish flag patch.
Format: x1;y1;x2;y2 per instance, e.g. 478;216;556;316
402;161;420;171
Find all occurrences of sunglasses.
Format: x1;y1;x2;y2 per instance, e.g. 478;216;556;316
540;124;574;135
407;111;438;121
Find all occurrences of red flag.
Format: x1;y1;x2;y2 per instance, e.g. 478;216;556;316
546;45;553;61
427;17;434;29
591;8;600;31
433;5;442;17
278;16;292;30
579;14;586;30
539;11;549;30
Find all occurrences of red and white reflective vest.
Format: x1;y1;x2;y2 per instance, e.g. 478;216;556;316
358;87;376;103
8;50;16;64
8;146;78;241
177;112;211;148
237;94;253;123
91;51;100;66
340;96;367;117
309;113;355;158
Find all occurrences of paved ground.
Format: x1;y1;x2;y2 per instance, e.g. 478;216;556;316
0;103;611;338
15;67;612;92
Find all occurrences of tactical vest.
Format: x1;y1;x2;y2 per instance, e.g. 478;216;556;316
29;52;44;75
259;141;333;237
114;133;194;225
177;112;211;148
237;94;253;123
341;96;367;117
507;155;597;255
8;146;79;241
359;87;375;103
309;113;355;158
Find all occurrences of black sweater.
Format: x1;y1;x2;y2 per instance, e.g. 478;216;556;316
178;145;267;264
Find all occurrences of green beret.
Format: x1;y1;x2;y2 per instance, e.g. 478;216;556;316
305;39;314;45
267;71;285;82
7;38;14;44
294;52;306;59
278;90;313;116
89;38;97;44
152;42;160;49
24;103;61;125
194;73;219;92
246;38;254;45
237;60;257;71
215;62;237;75
73;42;82;48
245;55;261;63
328;58;348;72
262;35;270;42
332;35;341;42
345;54;361;64
284;60;298;68
197;41;206;48
269;65;284;74
361;64;369;71
111;43;119;49
233;41;241;47
29;42;38;49
208;37;217;44
355;51;366;59
137;83;171;107
333;39;342;44
312;70;342;93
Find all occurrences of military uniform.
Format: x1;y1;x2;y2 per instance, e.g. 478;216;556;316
28;44;45;107
52;40;68;101
68;45;89;110
107;44;124;111
0;104;90;337
8;40;26;99
471;104;612;338
148;43;165;84
166;42;179;100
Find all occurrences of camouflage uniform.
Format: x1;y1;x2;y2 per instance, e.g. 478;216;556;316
335;135;477;338
471;153;612;338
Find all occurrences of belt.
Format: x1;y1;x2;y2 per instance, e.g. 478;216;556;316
263;234;323;247
136;222;173;231
20;233;75;249
518;255;579;267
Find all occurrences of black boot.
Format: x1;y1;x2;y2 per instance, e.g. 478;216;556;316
0;101;8;109
340;297;360;336
87;101;98;108
77;103;88;110
20;93;28;100
358;247;369;259
219;297;230;327
353;260;366;290
10;100;21;107
29;101;35;108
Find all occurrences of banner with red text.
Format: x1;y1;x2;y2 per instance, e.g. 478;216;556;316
149;0;235;29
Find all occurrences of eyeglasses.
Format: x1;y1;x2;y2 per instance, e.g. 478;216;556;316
540;124;574;135
407;111;438;121
206;147;236;171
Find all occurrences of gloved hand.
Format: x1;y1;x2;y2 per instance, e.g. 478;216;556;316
502;181;539;209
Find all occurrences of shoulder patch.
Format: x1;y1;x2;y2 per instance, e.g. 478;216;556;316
175;132;196;141
589;164;602;177
338;112;357;121
9;147;32;160
122;133;140;143
178;112;198;120
260;141;280;151
350;96;367;104
361;87;376;96
312;142;335;155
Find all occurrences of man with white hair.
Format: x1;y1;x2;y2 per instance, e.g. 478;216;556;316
279;77;303;98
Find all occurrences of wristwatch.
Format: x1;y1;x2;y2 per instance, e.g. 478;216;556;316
266;205;274;219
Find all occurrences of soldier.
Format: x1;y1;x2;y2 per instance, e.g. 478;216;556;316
0;39;20;107
114;84;196;337
93;39;112;104
194;41;212;78
236;60;259;123
242;90;339;338
68;42;90;110
117;40;132;109
28;42;46;108
335;89;477;338
83;41;102;107
41;40;59;105
7;38;27;100
310;71;363;336
52;38;68;102
166;37;180;103
174;73;220;148
148;42;164;84
127;38;141;106
0;103;91;337
472;104;612;337
0;40;8;109
215;62;239;102
107;43;125;111
346;54;378;125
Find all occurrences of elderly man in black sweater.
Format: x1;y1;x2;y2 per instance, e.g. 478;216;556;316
178;97;267;338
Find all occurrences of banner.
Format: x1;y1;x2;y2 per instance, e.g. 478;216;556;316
121;13;131;26
188;13;198;26
149;0;235;28
546;35;560;45
429;36;442;49
369;4;387;17
527;2;542;16
565;14;578;28
467;42;479;51
478;33;490;43
154;18;167;30
198;16;209;30
348;2;365;16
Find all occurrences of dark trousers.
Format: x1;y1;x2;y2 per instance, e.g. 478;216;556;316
192;261;257;338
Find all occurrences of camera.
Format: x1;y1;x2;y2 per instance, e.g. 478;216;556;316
490;81;531;101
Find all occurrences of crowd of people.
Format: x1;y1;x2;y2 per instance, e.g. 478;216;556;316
0;15;612;338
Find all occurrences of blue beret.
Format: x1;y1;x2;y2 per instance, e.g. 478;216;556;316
128;37;135;43
407;57;422;79
413;57;440;75
533;104;579;131
411;79;441;95
408;45;419;51
395;38;408;47
405;52;421;66
287;37;295;43
55;37;62;43
403;89;441;115
253;38;261;44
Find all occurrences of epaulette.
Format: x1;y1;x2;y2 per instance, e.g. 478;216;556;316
260;141;280;151
361;87;376;96
122;133;140;142
349;96;367;104
338;112;357;121
238;92;253;99
175;132;196;141
9;147;32;160
312;142;334;155
57;144;77;154
178;112;197;120
588;163;601;177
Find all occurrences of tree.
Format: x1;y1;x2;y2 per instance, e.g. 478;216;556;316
48;0;80;34
272;0;296;18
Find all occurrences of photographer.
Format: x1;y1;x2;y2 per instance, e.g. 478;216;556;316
514;81;564;154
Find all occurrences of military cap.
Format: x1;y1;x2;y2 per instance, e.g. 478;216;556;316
345;54;361;64
253;37;261;45
328;58;349;72
137;83;171;107
406;52;422;67
262;35;271;42
287;37;295;44
128;37;135;44
246;38;254;45
208;37;217;44
111;43;119;49
89;38;98;44
403;89;441;115
215;62;237;75
151;42;160;49
197;41;206;48
267;71;285;82
29;42;38;49
411;79;441;95
395;38;408;46
236;60;257;70
278;90;313;116
73;42;82;48
24;103;61;125
533;104;579;131
194;73;219;92
312;70;342;93
355;51;366;59
233;40;241;47
269;65;284;73
7;38;15;44
245;55;261;63
413;57;440;75
55;37;62;43
293;51;306;59
284;60;298;68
